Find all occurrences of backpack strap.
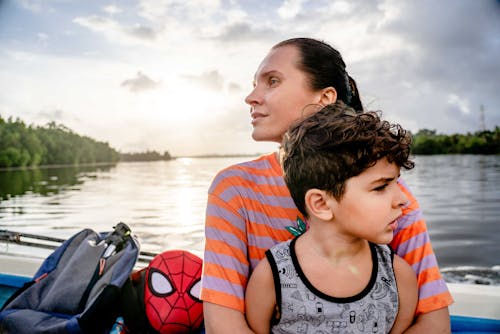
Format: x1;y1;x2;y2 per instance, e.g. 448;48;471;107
120;268;152;333
0;224;140;334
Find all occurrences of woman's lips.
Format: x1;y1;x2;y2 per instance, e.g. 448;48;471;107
251;112;267;125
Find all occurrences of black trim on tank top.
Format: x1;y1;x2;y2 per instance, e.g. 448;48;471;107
289;236;379;303
265;248;282;325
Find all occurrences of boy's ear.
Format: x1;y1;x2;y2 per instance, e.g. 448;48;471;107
305;189;334;221
319;87;337;106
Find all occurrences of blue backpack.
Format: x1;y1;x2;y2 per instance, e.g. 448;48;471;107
0;223;139;334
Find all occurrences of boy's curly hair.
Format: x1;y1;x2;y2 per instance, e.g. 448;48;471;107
281;101;414;217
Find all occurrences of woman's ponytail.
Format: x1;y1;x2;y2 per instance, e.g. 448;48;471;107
347;75;363;112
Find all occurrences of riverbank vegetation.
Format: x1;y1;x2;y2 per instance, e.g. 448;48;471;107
0;116;119;168
120;150;172;162
411;128;499;155
1;115;498;168
0;116;174;168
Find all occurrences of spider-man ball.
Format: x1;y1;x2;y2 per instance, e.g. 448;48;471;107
144;250;203;334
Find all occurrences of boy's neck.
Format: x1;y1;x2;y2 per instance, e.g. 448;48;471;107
295;227;374;296
302;223;369;265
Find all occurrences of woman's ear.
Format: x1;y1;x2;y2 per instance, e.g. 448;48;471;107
305;189;334;221
319;87;337;106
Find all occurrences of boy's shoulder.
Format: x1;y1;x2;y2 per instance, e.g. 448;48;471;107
269;238;293;251
266;238;294;263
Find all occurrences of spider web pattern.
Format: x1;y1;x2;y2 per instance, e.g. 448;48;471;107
145;250;203;333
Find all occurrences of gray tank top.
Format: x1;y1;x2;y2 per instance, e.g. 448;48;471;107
266;237;398;333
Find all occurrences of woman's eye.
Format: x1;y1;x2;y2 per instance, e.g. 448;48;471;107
374;184;388;191
268;77;279;86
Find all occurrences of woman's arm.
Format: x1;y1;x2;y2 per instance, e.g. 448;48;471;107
405;308;451;333
201;178;253;330
391;180;454;315
204;256;278;334
245;258;277;334
204;302;255;334
390;255;418;334
390;239;451;333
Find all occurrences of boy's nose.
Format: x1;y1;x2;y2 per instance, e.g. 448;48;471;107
394;187;409;208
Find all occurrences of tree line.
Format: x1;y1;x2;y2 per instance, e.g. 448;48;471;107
1;114;498;168
120;150;172;162
0;115;174;168
411;127;499;155
0;116;121;168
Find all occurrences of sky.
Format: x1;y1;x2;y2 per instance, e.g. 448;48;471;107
0;0;499;156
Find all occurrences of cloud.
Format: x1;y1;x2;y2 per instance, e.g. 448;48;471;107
18;0;43;12
228;82;241;93
128;24;156;40
121;72;160;92
278;0;306;20
448;94;471;115
103;5;122;15
1;0;498;155
211;22;279;43
181;70;224;91
74;15;117;32
33;108;81;125
138;0;222;22
73;15;159;44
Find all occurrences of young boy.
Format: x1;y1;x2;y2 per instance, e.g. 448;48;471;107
245;102;419;334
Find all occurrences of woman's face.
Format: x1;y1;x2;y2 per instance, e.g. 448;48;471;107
245;45;323;143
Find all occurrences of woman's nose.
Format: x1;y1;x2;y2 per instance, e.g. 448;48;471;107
245;87;260;106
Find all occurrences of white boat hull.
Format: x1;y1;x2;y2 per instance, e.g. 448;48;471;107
1;252;500;332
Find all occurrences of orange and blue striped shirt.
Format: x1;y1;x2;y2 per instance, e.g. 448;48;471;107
200;152;453;315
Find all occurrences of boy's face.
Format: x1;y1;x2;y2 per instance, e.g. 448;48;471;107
329;158;408;244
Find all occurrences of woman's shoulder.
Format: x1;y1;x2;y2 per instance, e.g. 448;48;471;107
214;152;280;177
208;152;283;192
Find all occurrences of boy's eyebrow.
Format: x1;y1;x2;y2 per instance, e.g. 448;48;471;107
370;175;400;184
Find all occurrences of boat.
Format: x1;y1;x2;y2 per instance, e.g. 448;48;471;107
1;230;500;333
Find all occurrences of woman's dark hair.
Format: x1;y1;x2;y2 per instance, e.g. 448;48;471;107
273;38;363;111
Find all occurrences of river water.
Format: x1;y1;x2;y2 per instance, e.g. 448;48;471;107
1;154;499;284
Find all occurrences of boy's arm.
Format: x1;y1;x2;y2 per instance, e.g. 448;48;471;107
390;255;418;334
245;257;277;334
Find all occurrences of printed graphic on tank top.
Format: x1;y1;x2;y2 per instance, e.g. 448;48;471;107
266;237;398;333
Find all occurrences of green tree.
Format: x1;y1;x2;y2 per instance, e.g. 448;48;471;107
0;116;121;168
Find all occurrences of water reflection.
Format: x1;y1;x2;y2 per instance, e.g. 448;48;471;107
0;165;115;200
0;156;499;273
402;155;500;269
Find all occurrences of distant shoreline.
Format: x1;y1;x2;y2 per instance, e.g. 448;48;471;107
0;154;263;171
0;161;118;172
2;153;497;172
174;153;263;159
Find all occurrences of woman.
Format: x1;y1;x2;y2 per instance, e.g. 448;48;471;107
201;38;453;333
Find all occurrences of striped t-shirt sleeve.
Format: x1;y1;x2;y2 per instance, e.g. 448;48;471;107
391;179;454;315
201;169;250;313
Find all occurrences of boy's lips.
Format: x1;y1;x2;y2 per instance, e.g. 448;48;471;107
388;216;401;230
389;220;397;230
